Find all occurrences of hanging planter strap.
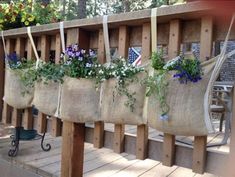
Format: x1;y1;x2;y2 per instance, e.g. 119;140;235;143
204;13;235;130
102;15;111;63
143;8;158;120
55;22;66;118
1;31;7;60
60;22;66;53
27;27;40;69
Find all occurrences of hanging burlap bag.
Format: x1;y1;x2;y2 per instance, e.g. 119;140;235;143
147;58;217;136
59;77;100;123
146;10;235;136
100;72;147;125
33;80;60;116
3;68;34;109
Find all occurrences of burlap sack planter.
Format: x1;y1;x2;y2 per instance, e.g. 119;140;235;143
33;80;60;116
59;77;100;123
100;72;147;125
4;68;34;109
147;58;217;136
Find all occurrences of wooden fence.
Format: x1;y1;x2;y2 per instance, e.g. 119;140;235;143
0;1;235;177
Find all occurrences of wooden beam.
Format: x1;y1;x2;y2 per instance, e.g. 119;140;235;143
23;38;35;130
27;38;35;60
200;16;213;61
163;133;176;166
93;121;104;148
136;124;148;160
50;33;62;137
112;26;130;153
162;19;182;166
93;28;105;149
22;108;33;130
135;23;151;160
11;37;25;128
97;29;105;64
1;1;215;37
37;35;50;133
192;136;207;174
61;121;85;177
168;19;181;59
2;39;14;124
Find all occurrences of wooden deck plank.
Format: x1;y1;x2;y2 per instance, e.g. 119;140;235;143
84;154;137;177
139;164;177;177
84;151;129;173
168;167;196;177
110;159;159;177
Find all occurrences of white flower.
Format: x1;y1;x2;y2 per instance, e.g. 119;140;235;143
81;49;86;54
163;56;181;70
86;63;92;67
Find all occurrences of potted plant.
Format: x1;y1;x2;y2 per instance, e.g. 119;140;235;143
4;52;35;109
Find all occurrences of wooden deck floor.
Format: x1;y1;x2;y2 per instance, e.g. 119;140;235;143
0;135;218;177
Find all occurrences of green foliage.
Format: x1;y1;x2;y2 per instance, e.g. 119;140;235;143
151;51;165;70
145;70;169;115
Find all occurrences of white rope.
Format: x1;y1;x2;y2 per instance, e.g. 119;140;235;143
59;22;66;53
204;13;235;133
27;27;40;69
102;15;111;63
1;31;7;60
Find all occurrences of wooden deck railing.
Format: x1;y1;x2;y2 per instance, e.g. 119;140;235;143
0;1;235;177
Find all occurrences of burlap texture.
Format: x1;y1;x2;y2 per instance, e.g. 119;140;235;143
100;72;147;125
4;68;34;109
33;80;59;116
147;58;217;136
59;77;100;123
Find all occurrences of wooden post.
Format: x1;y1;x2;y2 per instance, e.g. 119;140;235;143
200;16;213;61
61;121;85;177
136;23;151;160
51;34;62;137
37;35;50;133
11;38;25;128
23;38;35;130
192;136;207;174
2;39;14;124
112;26;129;153
192;15;213;174
0;41;4;121
93;29;105;148
162;19;182;166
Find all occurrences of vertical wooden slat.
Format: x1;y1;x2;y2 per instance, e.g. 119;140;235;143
2;39;14;124
23;38;34;130
163;133;176;166
192;16;213;174
136;124;148;160
162;19;182;166
61;121;85;177
12;38;25;127
0;41;5;121
112;26;130;153
51;34;62;137
192;136;207;174
27;38;35;60
37;35;50;133
200;16;213;61
136;23;151;160
168;19;181;59
93;29;105;149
